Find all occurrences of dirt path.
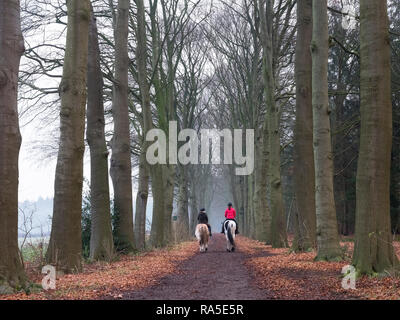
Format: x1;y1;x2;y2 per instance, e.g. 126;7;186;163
121;234;269;300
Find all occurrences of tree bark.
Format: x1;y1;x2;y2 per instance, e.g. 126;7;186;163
0;0;26;292
150;167;166;246
247;173;256;238
352;0;399;274
254;126;271;243
229;166;246;237
258;0;287;248
147;0;178;247
134;0;151;250
46;0;90;272
189;185;198;237
238;176;246;235
87;5;114;261
176;166;190;240
332;81;347;236
292;0;316;252
311;0;342;261
134;150;149;249
110;0;135;252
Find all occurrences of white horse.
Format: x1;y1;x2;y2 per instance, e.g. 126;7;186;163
195;224;209;252
223;220;236;252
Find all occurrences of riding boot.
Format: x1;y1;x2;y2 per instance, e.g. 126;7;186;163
234;220;239;234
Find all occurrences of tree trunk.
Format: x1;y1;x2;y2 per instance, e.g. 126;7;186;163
134;150;149;249
247;173;256;238
292;0;316;252
311;0;342;261
146;0;177;247
352;0;399;274
259;0;287;248
46;0;90;272
176;166;190;240
87;5;114;261
134;0;151;250
229;167;246;235
238;176;245;234
332;81;347;236
110;0;135;252
162;165;175;244
149;165;175;247
254;126;271;243
189;179;198;236
0;0;26;292
150;167;166;247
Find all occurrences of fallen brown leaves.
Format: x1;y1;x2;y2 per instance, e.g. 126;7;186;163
1;241;198;300
2;235;400;300
239;236;400;300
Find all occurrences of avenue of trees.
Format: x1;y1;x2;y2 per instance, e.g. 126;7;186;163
1;0;400;291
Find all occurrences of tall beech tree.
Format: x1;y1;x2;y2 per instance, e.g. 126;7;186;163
87;5;114;260
258;0;288;248
311;0;342;261
46;0;90;272
352;0;399;274
134;150;149;249
134;0;151;249
110;0;135;252
292;0;316;252
0;0;26;292
147;0;201;247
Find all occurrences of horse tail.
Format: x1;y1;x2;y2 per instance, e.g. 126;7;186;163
227;223;235;247
196;224;207;245
200;227;206;245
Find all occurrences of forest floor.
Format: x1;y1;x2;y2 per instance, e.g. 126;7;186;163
1;234;400;300
112;233;268;300
240;236;400;299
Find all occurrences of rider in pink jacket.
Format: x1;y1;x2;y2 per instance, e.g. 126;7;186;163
221;202;239;234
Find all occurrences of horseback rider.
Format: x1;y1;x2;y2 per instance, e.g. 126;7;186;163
197;208;212;237
221;202;239;234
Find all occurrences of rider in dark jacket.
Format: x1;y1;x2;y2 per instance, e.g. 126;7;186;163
197;208;212;236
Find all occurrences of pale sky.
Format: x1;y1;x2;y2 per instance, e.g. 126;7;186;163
18;122;56;201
